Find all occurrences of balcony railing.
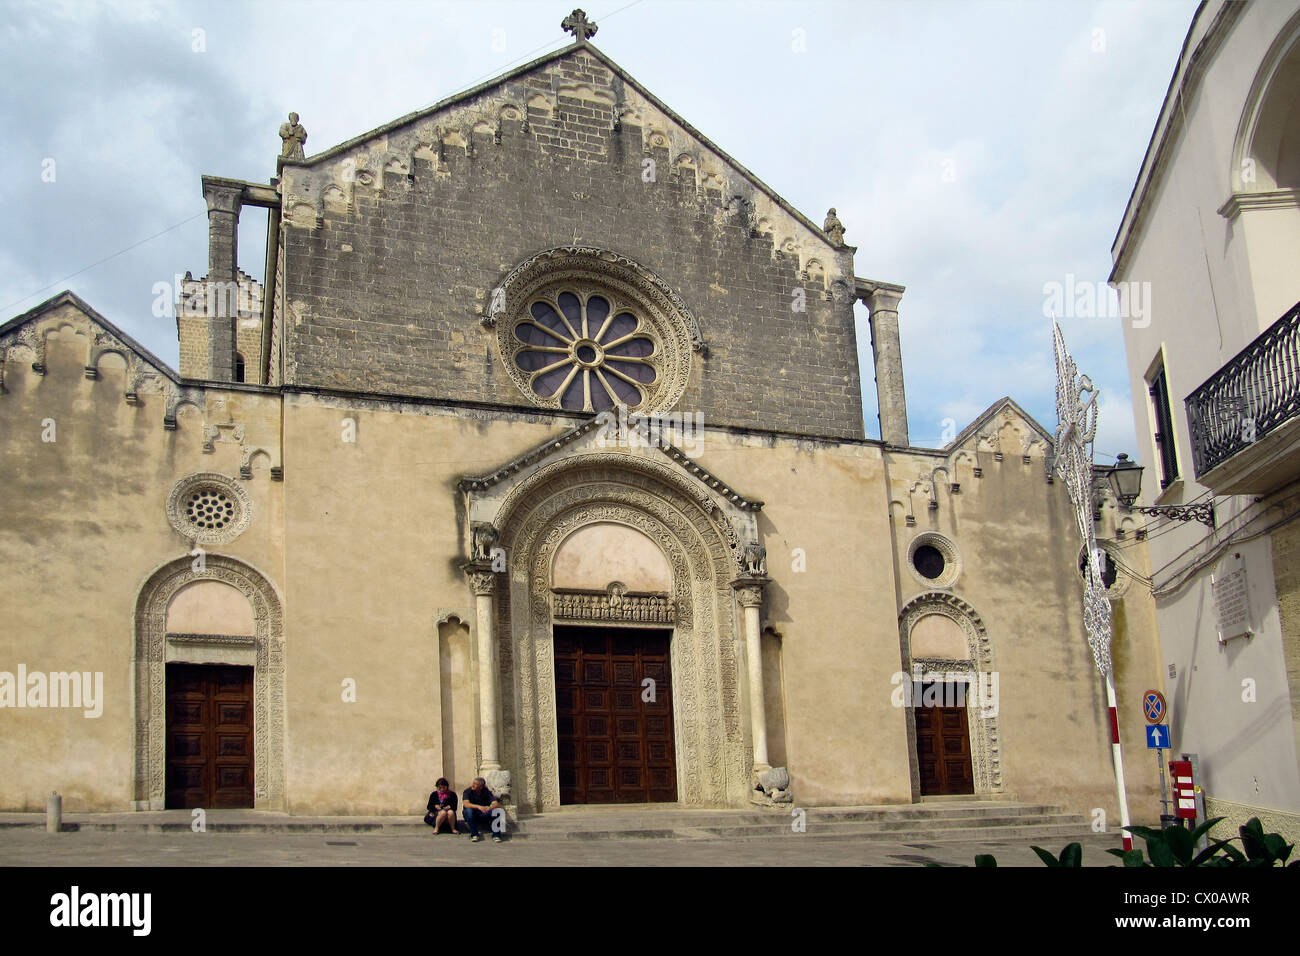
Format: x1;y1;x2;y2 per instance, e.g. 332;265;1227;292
1186;300;1300;478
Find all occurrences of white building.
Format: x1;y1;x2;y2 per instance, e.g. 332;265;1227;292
1111;0;1300;840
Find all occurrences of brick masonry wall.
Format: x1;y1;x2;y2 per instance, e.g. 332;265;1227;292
281;49;864;440
176;271;264;382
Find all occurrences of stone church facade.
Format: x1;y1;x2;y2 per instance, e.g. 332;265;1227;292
0;15;1162;818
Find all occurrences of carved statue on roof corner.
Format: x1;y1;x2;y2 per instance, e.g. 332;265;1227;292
279;112;307;159
562;9;598;39
823;208;846;246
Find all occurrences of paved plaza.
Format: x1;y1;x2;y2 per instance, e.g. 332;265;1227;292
0;827;1120;867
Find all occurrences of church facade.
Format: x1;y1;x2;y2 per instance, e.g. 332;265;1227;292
0;14;1163;819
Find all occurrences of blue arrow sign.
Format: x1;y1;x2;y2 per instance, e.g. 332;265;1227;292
1146;724;1170;749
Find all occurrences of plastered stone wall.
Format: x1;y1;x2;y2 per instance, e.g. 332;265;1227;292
0;302;284;811
0;302;1164;818
1270;516;1300;783
883;408;1165;821
277;394;908;811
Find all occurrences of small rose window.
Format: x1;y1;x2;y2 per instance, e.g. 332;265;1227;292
512;291;657;411
186;489;236;530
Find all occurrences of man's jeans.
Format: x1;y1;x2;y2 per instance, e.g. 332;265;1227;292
462;807;496;838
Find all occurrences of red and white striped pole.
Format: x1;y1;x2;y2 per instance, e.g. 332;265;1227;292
1105;667;1133;851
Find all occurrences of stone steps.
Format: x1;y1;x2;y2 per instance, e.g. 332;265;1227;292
512;822;1096;844
505;803;1092;843
512;802;1070;831
0;801;1098;844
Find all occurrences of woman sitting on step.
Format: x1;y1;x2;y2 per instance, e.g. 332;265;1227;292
425;778;459;834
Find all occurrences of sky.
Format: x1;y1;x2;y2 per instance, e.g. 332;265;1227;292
0;0;1202;459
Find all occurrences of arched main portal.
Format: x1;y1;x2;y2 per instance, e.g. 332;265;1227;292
133;554;284;810
490;453;753;812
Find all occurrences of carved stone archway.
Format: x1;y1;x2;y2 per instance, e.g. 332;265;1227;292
898;592;1003;796
133;554;284;810
490;453;752;811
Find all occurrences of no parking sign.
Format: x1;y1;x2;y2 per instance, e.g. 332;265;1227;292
1143;690;1166;724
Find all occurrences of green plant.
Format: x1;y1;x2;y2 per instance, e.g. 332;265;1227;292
1030;842;1082;867
1111;816;1297;868
970;816;1297;867
1108;816;1227;866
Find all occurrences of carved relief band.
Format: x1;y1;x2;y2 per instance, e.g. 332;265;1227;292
552;585;675;624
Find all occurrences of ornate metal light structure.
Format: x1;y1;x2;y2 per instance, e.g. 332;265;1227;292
1053;323;1134;851
1104;453;1216;527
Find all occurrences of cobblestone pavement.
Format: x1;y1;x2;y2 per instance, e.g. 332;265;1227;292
0;829;1121;866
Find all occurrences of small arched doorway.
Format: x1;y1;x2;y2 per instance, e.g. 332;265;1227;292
899;593;1003;799
134;555;284;810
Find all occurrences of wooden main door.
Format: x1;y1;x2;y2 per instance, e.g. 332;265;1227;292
914;682;974;795
165;663;255;809
554;626;676;804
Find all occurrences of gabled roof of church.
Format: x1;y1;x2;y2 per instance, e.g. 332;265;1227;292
944;395;1055;453
458;414;764;511
0;289;182;383
282;37;840;252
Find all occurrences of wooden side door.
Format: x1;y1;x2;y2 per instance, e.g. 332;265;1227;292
166;663;255;809
914;682;975;795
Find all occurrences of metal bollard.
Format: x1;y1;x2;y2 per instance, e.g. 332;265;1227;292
46;791;61;833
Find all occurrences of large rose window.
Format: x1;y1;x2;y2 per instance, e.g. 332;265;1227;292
512;291;658;411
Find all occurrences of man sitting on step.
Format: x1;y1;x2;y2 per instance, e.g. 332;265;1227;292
461;777;503;843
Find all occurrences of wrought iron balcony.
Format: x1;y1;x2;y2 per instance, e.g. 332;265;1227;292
1186;300;1300;492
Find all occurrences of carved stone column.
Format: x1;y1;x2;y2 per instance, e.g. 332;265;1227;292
732;576;771;774
200;179;242;383
464;563;502;773
860;281;909;447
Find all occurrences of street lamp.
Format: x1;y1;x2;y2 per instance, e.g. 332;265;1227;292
1107;453;1144;505
1102;453;1216;528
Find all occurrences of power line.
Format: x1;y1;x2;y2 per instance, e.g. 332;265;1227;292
2;211;207;314
4;2;650;321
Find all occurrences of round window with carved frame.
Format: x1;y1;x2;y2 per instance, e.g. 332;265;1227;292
492;247;702;414
512;289;658;412
166;473;252;545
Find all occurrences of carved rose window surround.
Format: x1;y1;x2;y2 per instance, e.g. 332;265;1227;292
492;247;702;415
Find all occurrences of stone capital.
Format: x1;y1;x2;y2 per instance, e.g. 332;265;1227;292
202;182;243;216
462;561;498;596
865;287;903;316
730;576;767;608
855;279;905;315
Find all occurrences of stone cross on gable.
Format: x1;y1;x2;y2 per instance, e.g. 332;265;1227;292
562;8;598;39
